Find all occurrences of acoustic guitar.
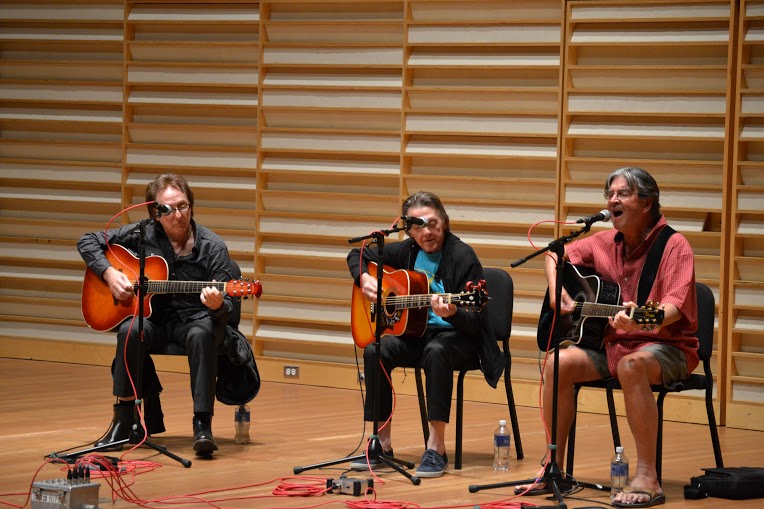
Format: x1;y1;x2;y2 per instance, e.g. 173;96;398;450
81;244;262;332
537;262;664;351
350;262;487;348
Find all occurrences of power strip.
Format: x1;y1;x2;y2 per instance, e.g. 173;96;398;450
326;477;373;496
31;478;100;509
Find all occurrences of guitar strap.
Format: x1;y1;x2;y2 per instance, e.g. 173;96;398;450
636;225;676;306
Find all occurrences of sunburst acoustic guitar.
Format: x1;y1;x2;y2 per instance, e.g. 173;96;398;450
82;244;262;332
350;262;487;348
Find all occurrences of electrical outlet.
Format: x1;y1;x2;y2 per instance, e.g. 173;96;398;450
284;365;299;378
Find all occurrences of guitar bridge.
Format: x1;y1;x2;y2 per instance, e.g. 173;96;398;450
369;303;401;329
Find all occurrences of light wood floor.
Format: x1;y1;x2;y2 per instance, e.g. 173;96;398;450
0;357;760;509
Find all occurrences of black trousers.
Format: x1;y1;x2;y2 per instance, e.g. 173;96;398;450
363;328;478;423
113;314;223;414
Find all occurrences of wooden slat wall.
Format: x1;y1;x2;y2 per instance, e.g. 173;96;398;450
729;0;764;429
2;0;763;431
0;0;125;342
123;0;260;338
562;0;735;426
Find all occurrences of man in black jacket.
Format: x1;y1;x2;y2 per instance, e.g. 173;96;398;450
78;173;233;456
347;191;501;478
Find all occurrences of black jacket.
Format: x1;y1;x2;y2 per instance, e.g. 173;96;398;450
348;232;503;387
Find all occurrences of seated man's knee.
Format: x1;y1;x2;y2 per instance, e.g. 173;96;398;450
422;340;447;360
549;348;590;385
363;344;376;363
186;325;216;354
117;322;140;342
615;354;650;380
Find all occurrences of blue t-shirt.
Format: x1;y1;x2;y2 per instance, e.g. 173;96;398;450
414;250;453;328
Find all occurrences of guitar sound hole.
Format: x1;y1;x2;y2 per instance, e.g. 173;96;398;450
571;295;585;321
384;292;397;316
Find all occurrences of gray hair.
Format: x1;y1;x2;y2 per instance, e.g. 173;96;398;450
402;191;450;233
605;167;661;222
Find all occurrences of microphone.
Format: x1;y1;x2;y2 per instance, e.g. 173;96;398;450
154;202;173;218
401;215;427;227
576;209;611;224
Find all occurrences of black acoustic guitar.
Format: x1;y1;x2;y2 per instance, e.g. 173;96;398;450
537;263;664;351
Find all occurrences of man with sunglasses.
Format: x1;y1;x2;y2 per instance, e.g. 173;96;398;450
347;191;502;478
78;173;234;456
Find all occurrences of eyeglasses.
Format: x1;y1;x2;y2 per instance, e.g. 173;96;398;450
410;218;441;232
604;189;635;200
166;203;190;214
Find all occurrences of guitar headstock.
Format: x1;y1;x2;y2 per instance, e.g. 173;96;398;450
634;300;664;331
457;279;489;311
225;278;263;299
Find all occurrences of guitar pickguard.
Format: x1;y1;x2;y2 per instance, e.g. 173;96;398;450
370;294;404;330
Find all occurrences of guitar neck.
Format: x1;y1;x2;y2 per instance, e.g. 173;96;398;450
141;280;225;294
390;293;456;309
579;301;629;319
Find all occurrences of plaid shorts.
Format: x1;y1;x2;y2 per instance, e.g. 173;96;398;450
577;342;688;386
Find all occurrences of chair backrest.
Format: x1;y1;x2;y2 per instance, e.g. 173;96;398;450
482;268;513;343
695;282;715;362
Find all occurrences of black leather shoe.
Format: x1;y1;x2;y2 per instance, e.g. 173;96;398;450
192;414;217;456
95;402;135;451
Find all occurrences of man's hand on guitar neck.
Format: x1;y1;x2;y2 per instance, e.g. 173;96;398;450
431;294;456;318
201;283;223;311
609;301;642;332
103;266;135;301
608;301;678;332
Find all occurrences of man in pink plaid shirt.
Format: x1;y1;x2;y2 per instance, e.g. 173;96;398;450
520;167;697;508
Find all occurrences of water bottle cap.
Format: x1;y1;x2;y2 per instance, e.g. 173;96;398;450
499;419;507;426
616;446;624;453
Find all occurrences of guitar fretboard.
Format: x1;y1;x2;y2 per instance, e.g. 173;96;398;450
369;292;475;311
579;301;629;318
139;281;226;294
391;293;457;309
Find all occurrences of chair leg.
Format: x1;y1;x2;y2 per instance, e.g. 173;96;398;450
415;367;429;449
566;385;581;476
504;356;524;460
455;370;467;470
705;379;724;468
606;386;621;448
656;392;666;484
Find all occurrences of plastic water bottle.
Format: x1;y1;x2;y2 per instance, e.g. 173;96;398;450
493;419;511;470
610;446;629;500
234;404;250;444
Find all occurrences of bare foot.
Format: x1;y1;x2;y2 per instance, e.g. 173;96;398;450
613;474;663;506
514;481;548;495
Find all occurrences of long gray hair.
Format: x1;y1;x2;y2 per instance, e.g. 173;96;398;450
402;191;450;233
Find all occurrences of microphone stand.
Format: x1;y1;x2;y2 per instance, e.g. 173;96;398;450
468;219;608;506
52;218;191;468
293;224;420;485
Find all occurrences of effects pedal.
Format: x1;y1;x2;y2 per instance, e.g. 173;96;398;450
31;478;100;509
326;477;373;496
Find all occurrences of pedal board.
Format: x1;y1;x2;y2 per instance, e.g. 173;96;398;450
326;477;373;496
